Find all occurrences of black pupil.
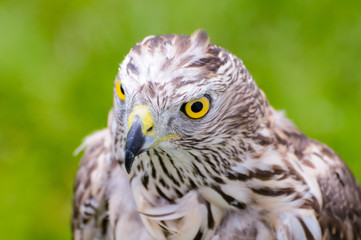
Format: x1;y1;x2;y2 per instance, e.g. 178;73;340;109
120;85;124;95
191;101;203;113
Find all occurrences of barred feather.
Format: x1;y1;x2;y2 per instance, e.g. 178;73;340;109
72;30;361;240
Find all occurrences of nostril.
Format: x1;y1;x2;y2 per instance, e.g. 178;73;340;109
147;126;153;133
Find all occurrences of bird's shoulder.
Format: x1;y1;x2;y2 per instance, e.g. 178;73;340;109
279;127;361;239
313;144;361;239
268;113;361;238
72;129;116;239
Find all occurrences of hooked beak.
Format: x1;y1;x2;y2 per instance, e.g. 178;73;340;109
124;105;156;173
124;104;181;174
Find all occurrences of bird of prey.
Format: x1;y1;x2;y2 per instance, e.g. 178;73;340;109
72;30;361;240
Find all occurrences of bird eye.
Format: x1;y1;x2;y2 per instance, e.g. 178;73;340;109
181;95;210;119
115;79;126;101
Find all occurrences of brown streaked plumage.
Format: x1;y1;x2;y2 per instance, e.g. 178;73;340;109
72;30;361;240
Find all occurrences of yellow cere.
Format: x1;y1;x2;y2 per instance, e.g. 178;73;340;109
128;104;155;136
185;96;210;119
116;79;126;101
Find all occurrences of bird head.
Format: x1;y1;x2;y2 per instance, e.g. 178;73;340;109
113;30;269;175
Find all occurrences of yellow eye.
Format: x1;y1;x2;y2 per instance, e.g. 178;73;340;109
115;79;126;101
181;95;210;119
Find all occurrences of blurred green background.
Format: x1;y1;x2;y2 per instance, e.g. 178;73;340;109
1;0;360;239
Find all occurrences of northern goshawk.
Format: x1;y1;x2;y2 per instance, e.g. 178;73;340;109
72;30;361;239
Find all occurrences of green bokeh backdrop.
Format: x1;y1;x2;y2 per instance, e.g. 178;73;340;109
1;0;360;239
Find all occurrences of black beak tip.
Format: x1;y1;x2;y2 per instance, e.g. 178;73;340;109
124;119;145;174
124;150;135;174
